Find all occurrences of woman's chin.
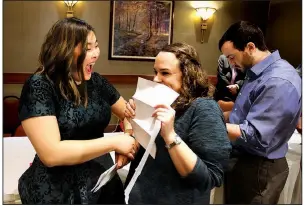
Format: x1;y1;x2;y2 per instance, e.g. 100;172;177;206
84;73;92;81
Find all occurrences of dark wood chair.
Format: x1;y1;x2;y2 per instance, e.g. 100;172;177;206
14;124;27;137
3;96;21;136
296;116;302;134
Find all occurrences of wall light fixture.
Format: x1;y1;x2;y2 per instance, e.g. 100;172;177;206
64;1;78;18
195;7;216;43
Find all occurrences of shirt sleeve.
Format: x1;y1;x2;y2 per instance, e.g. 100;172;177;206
96;73;121;106
238;78;301;149
182;99;232;190
19;75;56;121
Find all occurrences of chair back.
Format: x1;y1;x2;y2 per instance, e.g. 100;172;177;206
14;125;27;137
3;96;20;136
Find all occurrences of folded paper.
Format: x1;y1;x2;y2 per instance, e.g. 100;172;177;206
130;77;179;158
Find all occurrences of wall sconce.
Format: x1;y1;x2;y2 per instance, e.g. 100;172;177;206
64;1;78;18
195;7;216;43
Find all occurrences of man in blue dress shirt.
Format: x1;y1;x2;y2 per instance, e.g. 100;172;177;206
218;21;302;204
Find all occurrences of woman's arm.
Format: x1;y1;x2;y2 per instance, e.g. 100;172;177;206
111;96;127;121
110;96;138;169
111;96;134;133
163;132;198;177
98;74;134;122
22;115;136;167
153;104;197;177
19;76;136;168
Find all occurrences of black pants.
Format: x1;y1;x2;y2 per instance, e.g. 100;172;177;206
97;174;125;205
224;154;289;204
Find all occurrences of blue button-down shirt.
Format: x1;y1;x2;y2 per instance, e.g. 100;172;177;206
229;50;301;159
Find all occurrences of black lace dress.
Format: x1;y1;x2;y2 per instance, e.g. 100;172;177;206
18;72;125;204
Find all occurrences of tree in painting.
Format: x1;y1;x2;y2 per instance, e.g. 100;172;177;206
112;1;172;59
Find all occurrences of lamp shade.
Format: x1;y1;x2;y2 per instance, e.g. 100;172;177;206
64;1;78;7
195;7;216;21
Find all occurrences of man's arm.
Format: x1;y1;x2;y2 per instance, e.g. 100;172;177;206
232;78;301;149
226;123;241;141
225;110;242;141
223;111;231;123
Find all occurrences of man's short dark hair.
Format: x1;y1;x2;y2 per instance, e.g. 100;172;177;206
218;21;268;52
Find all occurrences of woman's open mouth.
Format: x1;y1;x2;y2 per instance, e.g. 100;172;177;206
86;63;94;74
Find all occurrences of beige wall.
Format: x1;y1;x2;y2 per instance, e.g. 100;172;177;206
4;1;284;123
3;1;246;75
266;0;302;68
7;0;301;123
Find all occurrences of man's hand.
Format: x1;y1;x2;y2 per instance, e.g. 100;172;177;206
227;84;238;95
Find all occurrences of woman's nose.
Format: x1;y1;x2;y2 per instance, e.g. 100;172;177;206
153;75;162;83
92;48;100;59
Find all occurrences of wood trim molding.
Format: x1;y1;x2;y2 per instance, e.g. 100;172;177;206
4;73;31;84
3;73;154;85
209;75;217;86
3;73;217;86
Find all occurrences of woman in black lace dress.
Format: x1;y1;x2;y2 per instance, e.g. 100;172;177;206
18;17;137;204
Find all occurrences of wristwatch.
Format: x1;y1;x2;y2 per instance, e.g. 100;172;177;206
165;134;182;149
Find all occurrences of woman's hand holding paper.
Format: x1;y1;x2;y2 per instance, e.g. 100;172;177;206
125;99;136;119
152;104;176;144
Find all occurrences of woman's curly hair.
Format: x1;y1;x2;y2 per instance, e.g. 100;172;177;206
160;42;214;111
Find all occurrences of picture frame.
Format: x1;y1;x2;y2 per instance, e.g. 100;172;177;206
108;1;174;61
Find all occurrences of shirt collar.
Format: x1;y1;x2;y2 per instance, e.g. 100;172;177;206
249;50;281;76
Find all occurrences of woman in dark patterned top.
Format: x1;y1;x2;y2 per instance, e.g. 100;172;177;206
124;43;232;204
18;18;138;204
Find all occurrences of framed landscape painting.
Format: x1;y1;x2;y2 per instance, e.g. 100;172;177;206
108;1;174;61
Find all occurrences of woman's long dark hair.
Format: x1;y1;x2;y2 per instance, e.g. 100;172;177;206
36;17;94;107
161;43;214;112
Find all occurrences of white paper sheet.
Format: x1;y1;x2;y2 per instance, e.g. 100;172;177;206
130;77;179;158
124;77;179;203
133;77;180;107
91;163;117;193
124;120;161;203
